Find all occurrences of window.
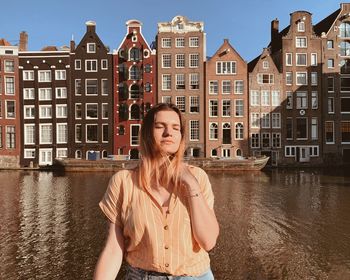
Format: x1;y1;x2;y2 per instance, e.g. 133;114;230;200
311;53;317;66
162;96;171;104
272;113;281;128
296;72;307;85
328;59;334;68
235;123;243;140
285;146;296;157
24;105;35;119
189;120;200;141
23;88;35;100
102;103;109;119
75;79;82;95
4;60;15;72
341;77;350;92
189;73;199;89
328;97;334;113
311;118;318;140
209;123;218;140
222;100;231;117
251;133;260;148
75;59;81;70
286;91;293;109
130;84;141;99
6;100;15;118
261;113;270;128
86;79;98;95
312;91;318;109
271;91;280;106
296;37;307;48
144;64;151;73
40;124;52;144
75;104;82;119
57;123;68;143
341;121;350;143
263;61;269;69
39;105;52;119
309;146;319;157
145;82;151;92
340;22;350;37
327;40;334;49
130;104;140;120
235;100;244;117
341;98;350;113
189;37;199;47
55;70;66;80
262;133;270;148
101;59;108;70
190;96;199;113
56;105;67;118
38;70;51;82
298;21;305;32
102;124;109;142
86;104;98;119
176;38;185;47
189;54;199;68
23;70;34;81
311;72;317;85
5;77;15;95
286;118;293;139
286;72;293;85
209;81;218;94
176;54;185;68
129;48;140;61
272;133;281;148
234;80;244;94
296;91;307;109
24;149;36;159
6;126;15;148
340;41;350;56
24;124;35;145
162;74;171;90
261;90;270;106
86;60;97;72
222;80;231;94
129;66;140;80
56;87;67;98
56;148;68;158
162;54;171;68
209;100;218;117
325;121;334;144
176;74;185;90
328;77;334;92
161;38;171;48
38;88;52;100
101;79;108;95
340;59;350;74
176;96;185;112
216;61;236;74
296;118;307;139
86;124;98;142
286;53;292;66
130;125;140;145
251;113;260;128
87;43;96;53
250;90;259;106
296;53;307;66
75;124;82;142
257;74;274;84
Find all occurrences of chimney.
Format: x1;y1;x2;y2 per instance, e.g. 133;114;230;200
19;31;28;51
86;20;96;32
70;37;75;52
271;19;279;53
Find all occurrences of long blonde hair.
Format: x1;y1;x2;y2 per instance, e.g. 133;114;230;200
138;103;186;189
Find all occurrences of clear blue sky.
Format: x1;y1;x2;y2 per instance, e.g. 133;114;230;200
0;0;343;61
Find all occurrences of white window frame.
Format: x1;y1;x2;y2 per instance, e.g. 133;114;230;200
23;70;34;81
39;123;52;144
85;59;98;72
55;87;67;99
295;36;307;48
38;70;51;82
56;123;68;144
87;43;96;53
39;105;52;119
24;124;35;145
24;105;35;119
56;104;68;118
39;88;52;101
55;70;66;80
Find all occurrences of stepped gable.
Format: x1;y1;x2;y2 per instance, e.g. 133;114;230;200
0;38;11;46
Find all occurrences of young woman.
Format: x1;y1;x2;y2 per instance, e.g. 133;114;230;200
94;103;219;280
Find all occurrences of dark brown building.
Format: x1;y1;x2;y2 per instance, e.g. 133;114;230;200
69;21;113;160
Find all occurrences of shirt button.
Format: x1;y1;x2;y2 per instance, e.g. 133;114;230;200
165;245;169;249
165;263;169;267
164;225;168;230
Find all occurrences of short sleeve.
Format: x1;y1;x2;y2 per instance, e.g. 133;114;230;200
99;171;125;226
196;168;215;210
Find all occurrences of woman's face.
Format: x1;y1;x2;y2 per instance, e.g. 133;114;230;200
153;110;182;155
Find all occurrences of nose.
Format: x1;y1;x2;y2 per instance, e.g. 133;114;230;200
163;126;172;137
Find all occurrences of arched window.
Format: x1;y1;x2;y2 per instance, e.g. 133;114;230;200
102;150;108;158
235;123;244;140
130;104;140;120
340;41;350;56
129;48;140;61
339;22;350;38
209;123;218;140
236;149;242;157
129;65;140;80
75;150;82;159
118;125;125;135
222;123;231;144
211;149;218;157
144;82;151;92
130;84;140;99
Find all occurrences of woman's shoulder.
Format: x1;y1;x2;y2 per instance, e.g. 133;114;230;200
187;165;208;178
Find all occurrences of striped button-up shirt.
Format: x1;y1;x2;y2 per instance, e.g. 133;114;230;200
99;166;215;276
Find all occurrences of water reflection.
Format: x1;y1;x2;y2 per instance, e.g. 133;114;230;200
1;169;350;279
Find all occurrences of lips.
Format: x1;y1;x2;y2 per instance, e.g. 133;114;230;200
161;140;174;144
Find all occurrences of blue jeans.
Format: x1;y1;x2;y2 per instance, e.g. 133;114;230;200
125;265;214;280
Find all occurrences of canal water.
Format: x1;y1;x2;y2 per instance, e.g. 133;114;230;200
0;168;350;280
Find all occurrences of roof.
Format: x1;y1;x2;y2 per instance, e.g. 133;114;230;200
0;38;11;46
41;46;58;51
314;8;341;36
248;54;260;72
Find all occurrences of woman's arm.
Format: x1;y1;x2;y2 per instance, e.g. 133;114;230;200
180;165;219;251
93;222;125;280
